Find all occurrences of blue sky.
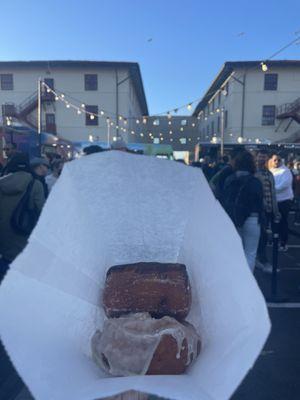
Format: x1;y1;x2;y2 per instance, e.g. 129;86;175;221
1;0;300;114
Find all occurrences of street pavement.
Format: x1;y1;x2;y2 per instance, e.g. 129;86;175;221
1;218;300;400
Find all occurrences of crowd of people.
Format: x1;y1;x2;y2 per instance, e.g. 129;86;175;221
199;148;299;272
0;144;66;282
1;139;299;284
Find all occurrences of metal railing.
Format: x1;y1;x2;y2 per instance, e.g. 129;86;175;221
277;97;300;116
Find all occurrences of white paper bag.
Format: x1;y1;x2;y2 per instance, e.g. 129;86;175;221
0;151;270;400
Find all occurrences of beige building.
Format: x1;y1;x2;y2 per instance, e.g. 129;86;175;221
138;115;200;152
193;60;300;145
0;61;148;143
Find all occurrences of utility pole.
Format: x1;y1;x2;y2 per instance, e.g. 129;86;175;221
107;118;111;147
220;108;225;156
37;78;42;155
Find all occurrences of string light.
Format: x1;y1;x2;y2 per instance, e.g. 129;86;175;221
180;127;184;131
187;103;192;110
261;62;268;72
192;123;196;127
61;94;65;98
55;96;59;101
77;109;81;115
100;110;104;116
81;103;85;108
66;103;70;108
119;116;123;121
143;117;147;124
140;133;144;137
169;130;172;134
167;112;172;119
124;119;127;125
136;119;140;124
168;121;172;125
131;130;135;134
90;114;95;120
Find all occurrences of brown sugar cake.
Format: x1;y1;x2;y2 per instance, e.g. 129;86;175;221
103;262;191;320
91;313;201;377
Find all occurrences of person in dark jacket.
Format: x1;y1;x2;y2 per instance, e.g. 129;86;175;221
30;157;50;199
210;146;245;204
1;142;18;176
0;153;45;282
223;151;263;272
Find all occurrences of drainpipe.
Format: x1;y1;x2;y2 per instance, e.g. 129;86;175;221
241;72;246;138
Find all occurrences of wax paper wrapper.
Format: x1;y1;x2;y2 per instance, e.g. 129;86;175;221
0;151;270;400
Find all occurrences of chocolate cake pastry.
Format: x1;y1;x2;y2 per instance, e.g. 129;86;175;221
91;313;201;377
103;262;191;320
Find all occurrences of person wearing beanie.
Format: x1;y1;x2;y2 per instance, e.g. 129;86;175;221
0;153;45;281
30;157;50;199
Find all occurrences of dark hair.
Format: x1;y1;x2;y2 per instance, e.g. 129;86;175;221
229;146;245;160
233;150;256;174
51;159;64;171
83;145;103;155
222;155;229;163
257;149;269;156
6;152;30;173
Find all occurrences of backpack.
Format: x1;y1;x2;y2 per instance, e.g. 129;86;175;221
223;175;252;227
11;179;39;236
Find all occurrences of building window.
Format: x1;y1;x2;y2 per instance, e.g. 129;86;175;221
217;116;220;132
153;119;160;126
212;99;215;111
262;105;276;125
85;105;99;125
224;110;228;128
218;91;221;106
153;138;159;144
85;74;98;91
179;138;187;144
211;121;214;134
1;74;13;90
207;125;210;135
181;119;187;126
264;74;278;91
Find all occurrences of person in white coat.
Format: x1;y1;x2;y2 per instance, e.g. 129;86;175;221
269;154;293;251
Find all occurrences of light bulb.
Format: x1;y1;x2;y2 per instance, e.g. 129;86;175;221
110;122;114;126
90;114;95;120
131;130;135;134
187;103;192;110
55;96;59;101
136;119;140;124
237;136;243;144
143;117;147;124
180;127;184;131
77;109;81;114
119;115;123;121
46;88;51;93
66;104;70;108
100;110;104;115
167;113;171;119
261;62;268;72
124;119;127;125
81;103;85;108
169;130;172;134
61;94;65;98
192;123;195;127
168;121;172;125
140;133;144;137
